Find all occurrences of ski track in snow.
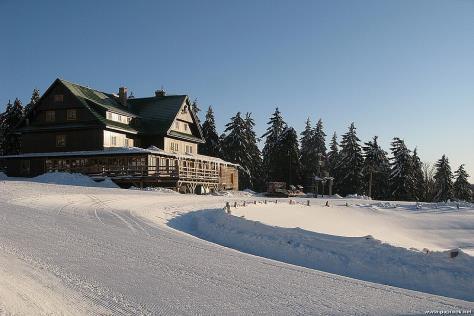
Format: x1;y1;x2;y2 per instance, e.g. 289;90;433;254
0;180;473;315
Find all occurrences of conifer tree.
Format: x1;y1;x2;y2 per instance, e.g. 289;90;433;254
313;118;327;162
24;88;40;114
243;113;263;190
191;99;201;122
362;136;390;199
200;106;220;157
335;123;364;196
453;164;472;202
327;132;339;177
300;118;318;186
389;138;414;201
273;127;301;185
221;112;252;189
262;108;287;182
433;155;453;202
412;148;426;201
2;98;24;155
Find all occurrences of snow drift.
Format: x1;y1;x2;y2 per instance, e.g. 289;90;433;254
170;209;474;301
32;172;118;188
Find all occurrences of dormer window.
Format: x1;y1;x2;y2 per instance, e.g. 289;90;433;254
54;94;64;102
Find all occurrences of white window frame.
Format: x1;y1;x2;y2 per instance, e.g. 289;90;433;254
66;109;77;121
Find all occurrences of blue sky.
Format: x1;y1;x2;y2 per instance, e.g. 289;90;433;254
1;0;473;179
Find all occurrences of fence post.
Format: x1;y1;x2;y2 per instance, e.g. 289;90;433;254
307;200;310;206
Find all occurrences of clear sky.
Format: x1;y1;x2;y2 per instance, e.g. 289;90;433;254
1;0;473;179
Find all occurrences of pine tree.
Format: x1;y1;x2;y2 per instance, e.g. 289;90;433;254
262;108;287;182
389;138;414;201
243;113;263;191
200;106;220;157
335;123;364;196
24;88;40;114
412;148;426;201
272;127;301;186
453;164;471;202
221;112;252;190
362;136;390;199
433;155;454;202
313;119;327;162
300;118;318;187
2;98;24;155
191;99;201;122
327;132;339;177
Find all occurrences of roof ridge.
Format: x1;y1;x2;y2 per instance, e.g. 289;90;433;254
58;78;110;96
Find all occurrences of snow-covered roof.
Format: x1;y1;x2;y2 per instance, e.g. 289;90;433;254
0;147;239;166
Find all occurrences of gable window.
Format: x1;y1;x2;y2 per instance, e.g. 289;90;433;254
184;123;188;131
45;110;56;122
54;94;64;102
174;121;180;129
56;135;66;147
171;142;179;152
67;109;77;121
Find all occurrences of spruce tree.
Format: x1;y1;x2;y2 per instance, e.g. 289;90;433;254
433;155;453;202
2;98;24;155
243;113;263;191
24;88;40;114
191;99;201;122
412;148;426;201
221;112;252;189
313;119;327;162
453;164;471;202
273;127;301;186
200;106;220;157
362;136;390;199
335;123;364;196
300;118;318;187
389;138;414;201
327;132;339;177
262;108;287;182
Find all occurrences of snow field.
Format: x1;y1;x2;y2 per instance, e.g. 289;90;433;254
170;205;474;301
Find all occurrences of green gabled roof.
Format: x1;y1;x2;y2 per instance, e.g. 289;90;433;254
60;79;136;117
127;95;187;135
168;130;205;143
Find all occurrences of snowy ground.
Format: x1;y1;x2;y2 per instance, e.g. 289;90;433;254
0;176;473;315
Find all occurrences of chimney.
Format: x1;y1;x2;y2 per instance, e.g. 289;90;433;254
155;89;166;97
119;87;128;107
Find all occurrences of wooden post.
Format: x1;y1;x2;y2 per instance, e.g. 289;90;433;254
307;200;310;206
264;200;267;204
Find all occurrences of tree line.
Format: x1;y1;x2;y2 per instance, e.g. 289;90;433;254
199;106;472;202
1;90;472;202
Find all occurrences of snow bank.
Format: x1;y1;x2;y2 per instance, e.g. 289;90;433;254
346;194;371;200
170;209;474;301
32;172;119;188
129;186;179;194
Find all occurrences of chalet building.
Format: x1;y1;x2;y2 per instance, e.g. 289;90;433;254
0;79;238;193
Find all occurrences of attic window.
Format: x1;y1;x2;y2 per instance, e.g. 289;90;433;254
175;121;180;129
54;94;64;102
67;109;77;121
182;105;188;114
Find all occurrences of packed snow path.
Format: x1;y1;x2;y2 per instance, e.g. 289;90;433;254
0;181;473;315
